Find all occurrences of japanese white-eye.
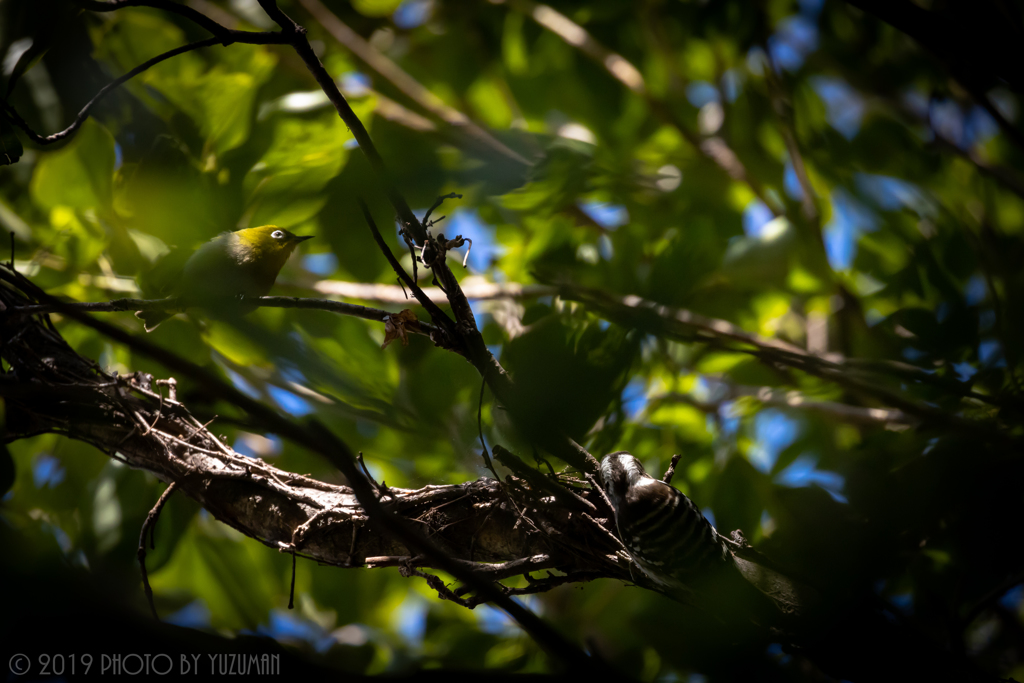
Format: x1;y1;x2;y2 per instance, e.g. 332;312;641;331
136;225;312;332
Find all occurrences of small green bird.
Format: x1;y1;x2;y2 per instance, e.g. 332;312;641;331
136;225;313;332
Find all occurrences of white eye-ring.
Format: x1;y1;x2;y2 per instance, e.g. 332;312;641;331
271;230;285;240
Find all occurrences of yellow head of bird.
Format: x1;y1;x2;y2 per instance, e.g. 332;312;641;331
230;226;314;275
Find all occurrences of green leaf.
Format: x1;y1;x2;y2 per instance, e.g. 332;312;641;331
148;523;283;630
351;0;404;17
30;119;115;210
245;101;374;226
156;47;278;154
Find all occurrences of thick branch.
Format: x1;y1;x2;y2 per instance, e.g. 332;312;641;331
0;264;601;671
2;359;616;574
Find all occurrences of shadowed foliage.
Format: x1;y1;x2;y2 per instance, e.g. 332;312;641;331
1;0;1023;681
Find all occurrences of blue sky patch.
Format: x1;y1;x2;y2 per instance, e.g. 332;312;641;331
748;409;800;473
33;454;65;488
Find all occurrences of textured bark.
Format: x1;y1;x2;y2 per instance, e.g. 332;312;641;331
0;266;627;592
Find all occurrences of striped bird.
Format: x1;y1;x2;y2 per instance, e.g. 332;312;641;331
600;451;817;623
600;451;730;589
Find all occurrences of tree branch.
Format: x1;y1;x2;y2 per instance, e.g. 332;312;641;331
508;0;784;217
650;388;916;428
361;202;458;339
844;0;1024;156
245;0;423;243
28;0;601;479
3;31;287;145
6;294;443;340
0;263;603;672
312;279;557;305
297;0;531;167
80;0;230;37
361;200;600;474
763;54;823;237
563;286;1021;446
7;277;1014;441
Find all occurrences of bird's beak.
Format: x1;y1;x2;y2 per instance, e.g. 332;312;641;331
293;235;314;243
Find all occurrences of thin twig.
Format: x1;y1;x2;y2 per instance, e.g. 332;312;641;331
360;200;457;339
652;390;916;428
764;51;820;227
493;445;596;513
464;571;606;607
478;379;499;480
155;377;177;402
291;506;340;547
9;294;443;340
81;0;230;37
929;130;1024;201
423;192;462;227
288;550;297;609
140;390;164;437
254;1;424;243
400;562;475;608
580;513;626;554
372;197;598;474
663;454;683;484
3;32;286;145
976;89;1024;158
586;473;616;517
137;481;179;620
356;451;391;500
